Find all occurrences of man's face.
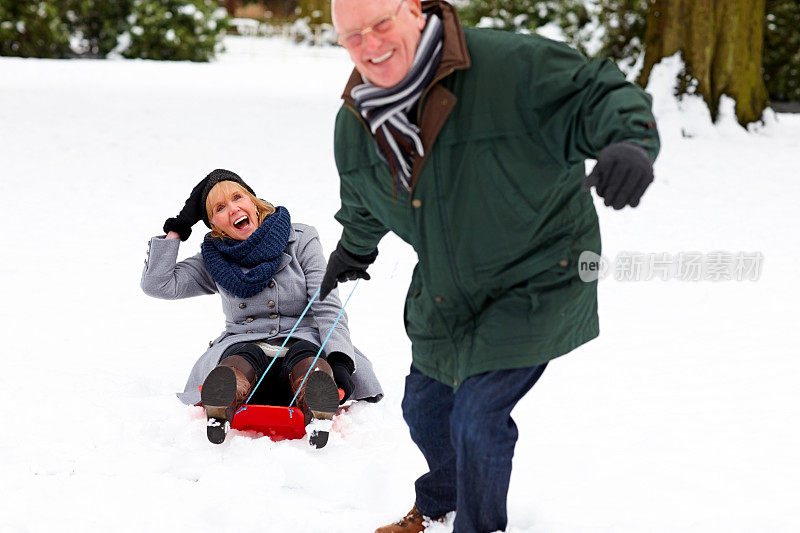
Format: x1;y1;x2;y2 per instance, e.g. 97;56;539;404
333;0;426;88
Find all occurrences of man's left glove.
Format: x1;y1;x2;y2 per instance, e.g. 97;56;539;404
320;242;378;301
328;352;354;404
583;142;654;210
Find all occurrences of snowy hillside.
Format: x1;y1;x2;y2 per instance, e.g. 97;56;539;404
1;36;799;532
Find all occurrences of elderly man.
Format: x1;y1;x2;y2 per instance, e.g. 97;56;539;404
321;0;659;531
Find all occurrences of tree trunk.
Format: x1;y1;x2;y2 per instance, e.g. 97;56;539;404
639;0;769;126
222;0;242;17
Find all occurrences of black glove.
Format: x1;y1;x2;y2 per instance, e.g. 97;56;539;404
328;353;355;404
583;142;654;210
320;242;378;301
163;177;208;241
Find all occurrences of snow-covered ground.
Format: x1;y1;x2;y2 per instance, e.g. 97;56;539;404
1;36;799;532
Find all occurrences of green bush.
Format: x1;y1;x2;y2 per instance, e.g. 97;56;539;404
593;0;648;63
458;0;800;102
457;0;560;31
0;0;229;61
122;0;229;61
0;1;71;58
65;0;132;57
457;0;589;41
456;0;639;59
764;0;800;101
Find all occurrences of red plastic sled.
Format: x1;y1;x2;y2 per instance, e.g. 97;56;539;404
200;388;345;442
230;404;308;441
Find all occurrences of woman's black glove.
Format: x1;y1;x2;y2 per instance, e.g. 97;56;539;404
328;352;355;404
163;177;208;241
583;142;654;210
320;242;378;300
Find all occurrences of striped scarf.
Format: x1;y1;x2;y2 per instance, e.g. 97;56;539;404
351;14;443;194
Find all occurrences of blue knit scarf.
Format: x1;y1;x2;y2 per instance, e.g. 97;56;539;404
201;207;291;298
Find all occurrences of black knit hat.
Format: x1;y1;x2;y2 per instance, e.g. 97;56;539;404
200;169;256;228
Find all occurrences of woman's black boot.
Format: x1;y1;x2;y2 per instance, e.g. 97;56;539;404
289;358;339;448
200;355;256;444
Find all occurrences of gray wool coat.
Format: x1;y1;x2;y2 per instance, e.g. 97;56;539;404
141;223;384;406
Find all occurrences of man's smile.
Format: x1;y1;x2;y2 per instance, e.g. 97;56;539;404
369;50;394;64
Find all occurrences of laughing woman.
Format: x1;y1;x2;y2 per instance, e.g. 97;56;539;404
141;169;382;447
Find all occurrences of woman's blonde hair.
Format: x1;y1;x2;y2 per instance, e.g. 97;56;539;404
205;180;276;240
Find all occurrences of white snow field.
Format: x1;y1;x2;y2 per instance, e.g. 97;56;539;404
1;36;799;533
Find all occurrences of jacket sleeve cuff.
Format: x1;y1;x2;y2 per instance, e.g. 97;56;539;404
144;235;181;276
621;137;659;164
327;351;355;374
339;241;378;264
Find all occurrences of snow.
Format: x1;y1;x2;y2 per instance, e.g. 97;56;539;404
1;36;799;532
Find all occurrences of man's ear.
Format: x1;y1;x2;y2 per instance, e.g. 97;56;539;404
407;0;424;21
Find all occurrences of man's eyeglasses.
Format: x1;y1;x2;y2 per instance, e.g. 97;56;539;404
337;0;406;49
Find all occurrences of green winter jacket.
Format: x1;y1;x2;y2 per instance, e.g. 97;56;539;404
333;0;660;389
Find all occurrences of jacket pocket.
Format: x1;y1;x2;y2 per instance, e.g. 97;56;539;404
403;268;447;343
475;283;542;345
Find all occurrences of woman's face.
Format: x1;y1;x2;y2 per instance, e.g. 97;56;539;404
207;182;259;241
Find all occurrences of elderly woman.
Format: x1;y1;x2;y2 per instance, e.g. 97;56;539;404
141;169;382;447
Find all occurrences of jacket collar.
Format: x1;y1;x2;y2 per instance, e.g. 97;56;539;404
340;0;471;106
275;225;296;273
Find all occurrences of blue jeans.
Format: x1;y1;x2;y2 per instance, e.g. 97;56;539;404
402;363;548;533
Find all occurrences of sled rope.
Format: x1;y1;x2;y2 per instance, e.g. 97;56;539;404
240;287;321;408
288;278;360;410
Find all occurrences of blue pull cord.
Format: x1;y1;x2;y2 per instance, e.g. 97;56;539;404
288;278;360;409
239;286;321;409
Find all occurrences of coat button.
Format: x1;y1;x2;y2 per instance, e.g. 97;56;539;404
267;300;276;308
434;295;444;303
558;259;569;267
239;303;247;309
269;280;276;288
269;328;277;335
412;198;422;208
245;317;254;323
269;313;278;319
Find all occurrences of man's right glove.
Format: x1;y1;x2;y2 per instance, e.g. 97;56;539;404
320;242;378;300
583;142;654;210
162;177;208;241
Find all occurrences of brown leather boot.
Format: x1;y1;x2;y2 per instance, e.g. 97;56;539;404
374;506;446;533
289;357;339;448
201;355;256;444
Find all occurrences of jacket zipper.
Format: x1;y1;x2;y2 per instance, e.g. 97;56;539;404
421;66;474;388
